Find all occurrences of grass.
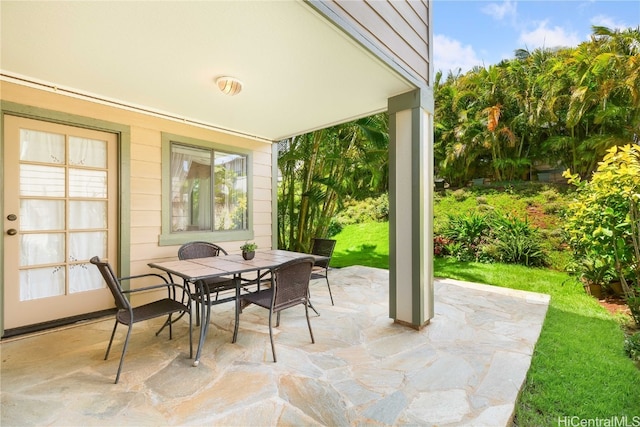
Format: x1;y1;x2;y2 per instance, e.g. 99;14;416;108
330;218;640;424
331;221;389;269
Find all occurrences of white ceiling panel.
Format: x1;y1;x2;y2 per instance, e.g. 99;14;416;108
1;1;414;141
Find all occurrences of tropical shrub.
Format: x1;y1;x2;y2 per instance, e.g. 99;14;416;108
542;202;564;215
490;214;549;267
624;332;640;362
433;235;451;256
440;211;549;266
540;188;560;202
565;253;617;291
452;189;469;202
442;213;492;261
628;296;640;326
563;144;640;298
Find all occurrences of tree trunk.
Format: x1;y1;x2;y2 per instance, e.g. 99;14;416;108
295;130;323;251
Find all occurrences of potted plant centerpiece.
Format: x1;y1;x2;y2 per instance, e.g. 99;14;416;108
240;241;257;260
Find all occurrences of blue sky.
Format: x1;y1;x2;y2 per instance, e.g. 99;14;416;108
433;0;640;75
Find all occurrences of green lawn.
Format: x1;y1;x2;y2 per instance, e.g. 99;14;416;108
331;221;390;268
331;221;640;425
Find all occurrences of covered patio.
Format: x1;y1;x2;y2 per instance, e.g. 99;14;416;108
1;267;549;426
2;0;435;336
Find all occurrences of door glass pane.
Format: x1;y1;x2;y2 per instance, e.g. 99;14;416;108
171;144;212;232
20;233;65;266
69;136;107;167
69;201;107;229
69;263;105;293
20;164;65;196
20;129;65;164
20;200;65;231
20;266;65;301
69;169;107;197
69;231;106;261
214;151;247;230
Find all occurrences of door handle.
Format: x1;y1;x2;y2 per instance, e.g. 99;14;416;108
7;229;17;236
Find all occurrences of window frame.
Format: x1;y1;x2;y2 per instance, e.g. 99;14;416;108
159;133;253;246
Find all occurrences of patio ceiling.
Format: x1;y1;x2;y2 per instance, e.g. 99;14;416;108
0;1;415;141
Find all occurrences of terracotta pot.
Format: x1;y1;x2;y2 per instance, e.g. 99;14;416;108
584;282;602;299
242;251;255;260
609;280;624;296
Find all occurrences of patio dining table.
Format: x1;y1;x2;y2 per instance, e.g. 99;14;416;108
148;249;327;366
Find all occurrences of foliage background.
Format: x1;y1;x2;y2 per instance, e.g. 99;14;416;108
278;26;639;250
435;26;639;187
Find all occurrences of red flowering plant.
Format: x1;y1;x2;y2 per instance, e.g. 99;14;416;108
433;235;451;256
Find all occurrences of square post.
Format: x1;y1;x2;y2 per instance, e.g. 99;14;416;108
388;89;434;328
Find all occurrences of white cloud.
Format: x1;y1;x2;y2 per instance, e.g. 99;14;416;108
482;0;517;21
433;34;484;74
518;21;581;50
590;14;629;31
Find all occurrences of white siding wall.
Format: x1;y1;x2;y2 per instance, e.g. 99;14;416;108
2;82;274;293
322;0;430;85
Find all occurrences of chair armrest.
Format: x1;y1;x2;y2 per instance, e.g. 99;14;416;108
121;283;187;294
119;273;170;284
120;275;191;302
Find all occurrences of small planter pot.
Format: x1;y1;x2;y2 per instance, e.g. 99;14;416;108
608;280;624;296
242;251;255;260
583;282;602;299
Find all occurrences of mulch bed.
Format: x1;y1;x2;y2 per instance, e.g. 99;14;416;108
599;296;632;317
597;296;639;335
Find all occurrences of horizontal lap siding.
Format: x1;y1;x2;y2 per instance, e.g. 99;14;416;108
129;133;273;269
249;147;273;253
325;0;429;85
2;82;274;287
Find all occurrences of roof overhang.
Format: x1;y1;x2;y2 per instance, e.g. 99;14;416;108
1;1;415;141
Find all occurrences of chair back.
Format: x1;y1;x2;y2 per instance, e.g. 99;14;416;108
90;256;130;311
178;241;228;260
310;238;336;268
272;256;315;310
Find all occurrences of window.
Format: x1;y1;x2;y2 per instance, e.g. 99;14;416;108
160;134;252;245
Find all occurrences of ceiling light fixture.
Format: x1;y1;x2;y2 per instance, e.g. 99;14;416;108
215;76;242;96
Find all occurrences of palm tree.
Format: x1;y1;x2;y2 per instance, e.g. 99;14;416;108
560;26;640;176
433;26;640;184
277;114;388;251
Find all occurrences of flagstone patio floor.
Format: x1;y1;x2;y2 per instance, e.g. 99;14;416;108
1;266;550;426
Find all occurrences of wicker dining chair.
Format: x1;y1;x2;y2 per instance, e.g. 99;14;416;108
309;238;337;305
178;241;236;325
90;256;192;384
235;256;316;362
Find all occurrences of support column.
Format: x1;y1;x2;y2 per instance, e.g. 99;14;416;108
388;89;434;329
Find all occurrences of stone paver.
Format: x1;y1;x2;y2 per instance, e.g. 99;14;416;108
0;266;549;426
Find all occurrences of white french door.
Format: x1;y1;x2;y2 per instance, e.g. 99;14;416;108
3;116;118;330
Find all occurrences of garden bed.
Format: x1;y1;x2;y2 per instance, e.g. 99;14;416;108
599;296;632;319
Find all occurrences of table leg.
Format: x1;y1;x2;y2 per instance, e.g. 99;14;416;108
232;276;240;343
193;279;209;367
